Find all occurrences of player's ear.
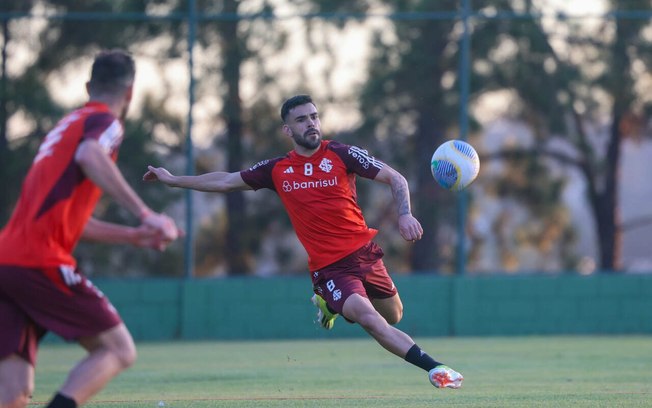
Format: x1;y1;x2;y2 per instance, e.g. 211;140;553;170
282;123;291;137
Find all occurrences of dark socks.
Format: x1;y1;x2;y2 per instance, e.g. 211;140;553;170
46;393;77;408
404;343;443;372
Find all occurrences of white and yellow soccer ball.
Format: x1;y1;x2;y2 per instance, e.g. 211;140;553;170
430;140;480;191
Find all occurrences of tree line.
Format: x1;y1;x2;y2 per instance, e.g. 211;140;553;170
1;0;650;276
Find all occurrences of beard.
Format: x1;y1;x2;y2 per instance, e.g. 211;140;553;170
291;129;321;150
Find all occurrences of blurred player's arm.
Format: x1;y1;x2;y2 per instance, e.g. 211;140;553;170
143;166;252;193
82;217;169;250
76;139;179;243
374;165;423;242
76;139;150;217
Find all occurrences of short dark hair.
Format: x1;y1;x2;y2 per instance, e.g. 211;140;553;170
281;94;315;122
88;49;135;96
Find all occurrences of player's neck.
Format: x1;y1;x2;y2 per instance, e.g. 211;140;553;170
88;96;126;119
294;145;320;157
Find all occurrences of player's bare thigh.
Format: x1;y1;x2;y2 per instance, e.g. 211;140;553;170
371;293;403;325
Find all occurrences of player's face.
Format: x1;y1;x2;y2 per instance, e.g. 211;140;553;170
284;103;321;150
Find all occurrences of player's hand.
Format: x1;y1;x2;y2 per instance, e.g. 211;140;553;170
398;213;423;242
141;211;180;245
143;166;175;184
130;224;172;251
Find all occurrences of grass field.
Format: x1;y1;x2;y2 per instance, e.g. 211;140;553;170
29;336;652;407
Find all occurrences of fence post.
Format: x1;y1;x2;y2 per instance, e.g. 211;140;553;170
455;0;471;275
184;0;197;279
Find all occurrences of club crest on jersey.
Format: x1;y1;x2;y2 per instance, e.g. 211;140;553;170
319;158;333;173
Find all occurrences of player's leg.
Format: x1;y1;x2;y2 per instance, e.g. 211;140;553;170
358;243;404;325
48;323;136;406
370;293;403;325
0;355;34;408
342;293;413;355
0;265;134;407
342;293;463;389
311;293;338;329
0;267;43;408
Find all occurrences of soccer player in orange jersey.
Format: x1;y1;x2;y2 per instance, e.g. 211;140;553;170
0;50;179;408
143;94;463;390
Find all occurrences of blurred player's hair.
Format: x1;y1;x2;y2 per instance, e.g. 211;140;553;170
88;49;135;96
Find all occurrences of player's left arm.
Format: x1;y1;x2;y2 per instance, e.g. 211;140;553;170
81;217;171;250
374;165;423;242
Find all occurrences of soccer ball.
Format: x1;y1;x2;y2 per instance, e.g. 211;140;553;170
430;140;480;191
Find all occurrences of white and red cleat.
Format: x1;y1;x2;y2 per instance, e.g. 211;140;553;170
429;365;464;389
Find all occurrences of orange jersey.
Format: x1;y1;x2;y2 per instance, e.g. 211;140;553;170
0;102;123;268
241;140;383;271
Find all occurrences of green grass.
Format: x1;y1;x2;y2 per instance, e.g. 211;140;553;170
30;336;652;407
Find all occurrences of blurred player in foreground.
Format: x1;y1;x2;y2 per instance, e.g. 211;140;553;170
143;94;463;390
0;49;180;408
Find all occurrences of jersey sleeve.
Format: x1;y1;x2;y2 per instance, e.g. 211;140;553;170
240;157;283;191
82;112;123;154
328;141;384;179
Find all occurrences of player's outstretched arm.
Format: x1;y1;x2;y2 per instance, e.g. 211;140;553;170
143;165;252;193
374;165;423;242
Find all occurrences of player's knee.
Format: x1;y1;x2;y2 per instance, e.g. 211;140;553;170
104;340;137;370
384;306;403;325
94;325;137;370
115;343;137;369
1;384;33;408
0;368;33;408
376;302;403;325
11;393;31;408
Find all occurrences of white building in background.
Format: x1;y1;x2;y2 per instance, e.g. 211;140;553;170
619;139;652;273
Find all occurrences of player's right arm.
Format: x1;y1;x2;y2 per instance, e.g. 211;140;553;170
76;139;179;242
143;165;253;193
76;138;150;217
374;164;423;242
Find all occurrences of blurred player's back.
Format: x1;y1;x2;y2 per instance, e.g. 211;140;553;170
0;102;123;268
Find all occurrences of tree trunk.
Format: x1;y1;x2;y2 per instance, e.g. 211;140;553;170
407;18;451;274
220;0;250;275
596;10;633;273
597;111;623;272
411;113;444;273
